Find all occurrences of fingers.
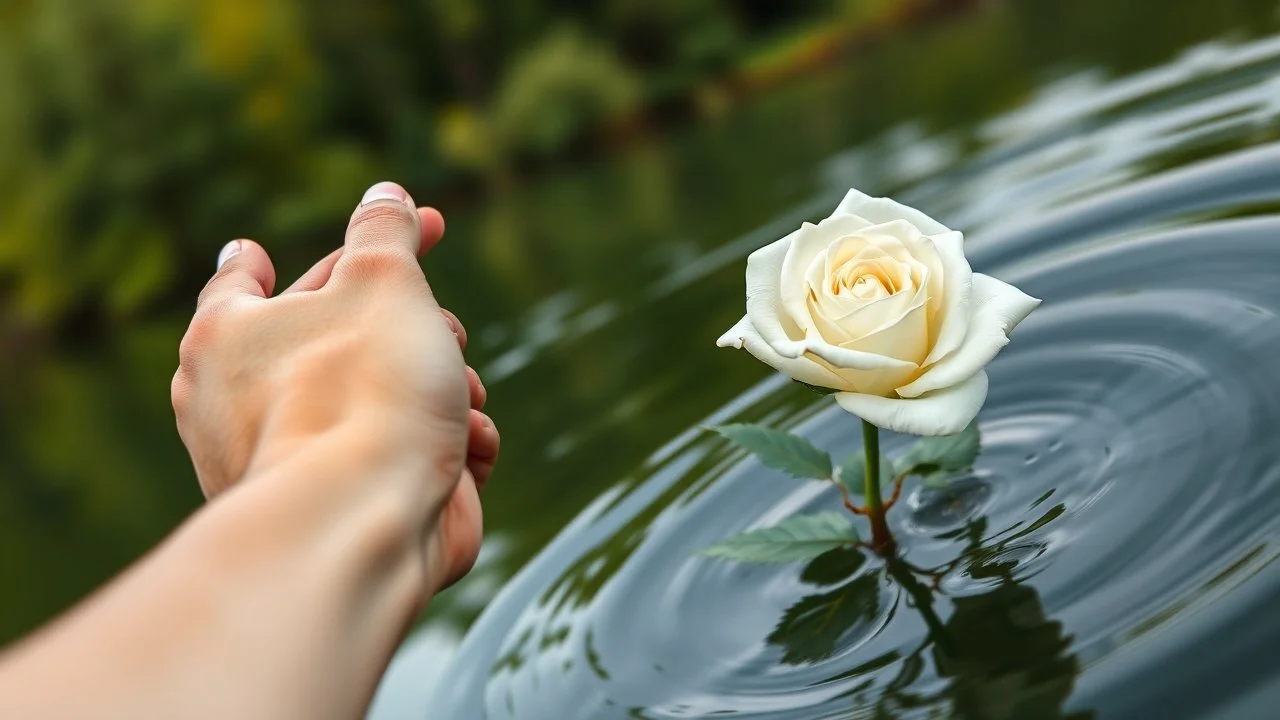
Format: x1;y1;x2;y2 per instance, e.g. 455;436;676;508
339;181;421;261
197;240;276;310
418;206;446;256
442;308;468;350
466;366;486;409
445;308;481;407
467;410;499;489
451;310;482;407
283;206;444;295
438;478;482;589
282;181;442;294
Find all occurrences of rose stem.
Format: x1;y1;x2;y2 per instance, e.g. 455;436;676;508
862;420;896;553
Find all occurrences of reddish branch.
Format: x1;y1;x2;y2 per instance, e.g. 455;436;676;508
830;479;868;515
882;473;908;512
832;471;908;516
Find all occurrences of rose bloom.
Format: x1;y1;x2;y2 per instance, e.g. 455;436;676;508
717;189;1040;436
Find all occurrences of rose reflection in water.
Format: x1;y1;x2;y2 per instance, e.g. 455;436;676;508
769;513;1089;720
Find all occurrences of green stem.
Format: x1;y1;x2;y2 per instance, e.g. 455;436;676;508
862;420;882;518
862;420;895;553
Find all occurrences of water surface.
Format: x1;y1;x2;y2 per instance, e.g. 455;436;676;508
382;7;1280;719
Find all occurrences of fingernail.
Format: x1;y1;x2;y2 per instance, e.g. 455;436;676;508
217;240;242;270
360;181;414;208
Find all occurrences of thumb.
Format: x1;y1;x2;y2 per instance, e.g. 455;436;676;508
340;181;421;260
330;181;427;289
197;239;277;309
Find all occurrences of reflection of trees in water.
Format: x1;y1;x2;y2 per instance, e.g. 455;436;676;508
768;517;1093;719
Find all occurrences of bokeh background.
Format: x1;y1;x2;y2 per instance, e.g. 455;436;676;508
3;0;1279;714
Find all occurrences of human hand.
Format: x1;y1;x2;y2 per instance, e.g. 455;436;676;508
171;182;498;592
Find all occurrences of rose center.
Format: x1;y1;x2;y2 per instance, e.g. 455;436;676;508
851;274;887;299
831;259;899;302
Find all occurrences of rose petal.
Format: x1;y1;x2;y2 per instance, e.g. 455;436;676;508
844;220;948;344
806;293;857;344
716;315;851;389
808;251;843;319
841;292;929;363
743;230;806;348
835;371;988;436
856;222;924;266
816;295;929;396
779;215;873;330
745;234;912;371
820;257;928;344
807;279;919;348
816;356;920;398
826;281;919;342
897;274;1041;398
832;189;951;236
797;336;917;372
811;243;909;322
920;230;972;366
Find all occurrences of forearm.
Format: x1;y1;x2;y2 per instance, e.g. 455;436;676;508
0;428;439;719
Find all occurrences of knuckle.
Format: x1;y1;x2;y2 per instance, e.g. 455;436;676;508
170;370;191;416
179;299;237;366
340;248;421;287
177;326;204;368
348;203;417;242
195;277;221;309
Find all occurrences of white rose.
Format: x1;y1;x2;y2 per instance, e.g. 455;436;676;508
717;189;1041;436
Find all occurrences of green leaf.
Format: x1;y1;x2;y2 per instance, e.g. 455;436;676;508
794;380;839;396
896;422;981;487
698;512;861;563
708;424;833;480
836;448;895;494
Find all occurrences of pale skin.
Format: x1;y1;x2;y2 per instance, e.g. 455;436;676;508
0;182;499;719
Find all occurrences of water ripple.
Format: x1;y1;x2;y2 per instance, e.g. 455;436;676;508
433;34;1280;719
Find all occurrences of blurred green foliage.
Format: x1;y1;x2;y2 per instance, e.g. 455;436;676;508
0;0;887;332
2;0;1271;331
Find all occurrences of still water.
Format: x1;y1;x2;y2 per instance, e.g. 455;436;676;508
3;1;1280;719
378;4;1280;719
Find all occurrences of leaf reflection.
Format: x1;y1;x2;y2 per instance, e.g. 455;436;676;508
768;517;1095;719
767;548;879;664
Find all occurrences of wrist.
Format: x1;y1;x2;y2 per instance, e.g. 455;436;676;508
220;423;454;611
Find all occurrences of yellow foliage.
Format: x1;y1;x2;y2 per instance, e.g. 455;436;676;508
190;0;314;131
194;0;270;75
438;104;500;172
